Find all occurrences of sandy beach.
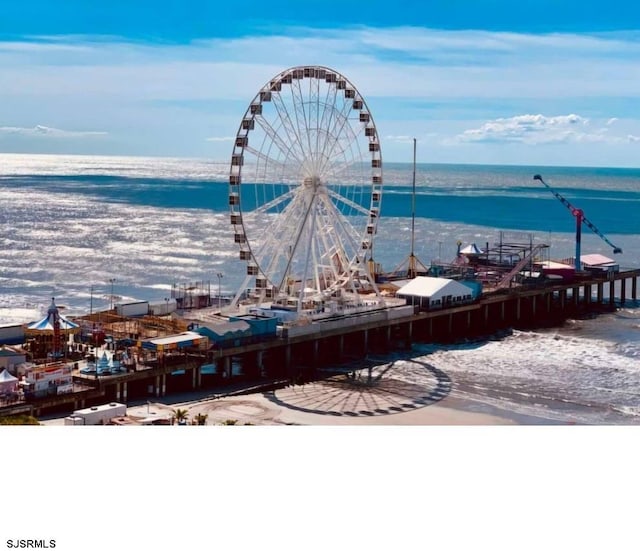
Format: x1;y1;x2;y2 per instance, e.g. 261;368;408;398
40;371;560;426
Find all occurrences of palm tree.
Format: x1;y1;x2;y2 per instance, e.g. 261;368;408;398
173;408;189;425
194;413;208;426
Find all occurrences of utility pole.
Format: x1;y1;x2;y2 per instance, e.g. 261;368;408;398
108;278;116;310
216;272;224;311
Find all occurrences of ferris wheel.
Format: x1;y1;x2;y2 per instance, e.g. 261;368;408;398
228;65;383;315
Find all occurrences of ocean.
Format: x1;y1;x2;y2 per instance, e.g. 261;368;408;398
1;153;638;423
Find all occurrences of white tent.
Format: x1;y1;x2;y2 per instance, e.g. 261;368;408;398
396;277;474;309
460;243;483;255
0;368;18;394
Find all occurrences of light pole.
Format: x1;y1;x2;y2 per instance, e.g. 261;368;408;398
108;278;116;310
438;241;443;261
216;272;223;311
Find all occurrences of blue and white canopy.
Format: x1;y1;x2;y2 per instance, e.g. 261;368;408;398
26;316;79;332
26;298;80;333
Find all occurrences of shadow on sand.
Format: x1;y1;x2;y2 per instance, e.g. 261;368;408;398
265;355;452;418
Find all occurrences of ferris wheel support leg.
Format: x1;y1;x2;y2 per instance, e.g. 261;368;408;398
285;345;292;380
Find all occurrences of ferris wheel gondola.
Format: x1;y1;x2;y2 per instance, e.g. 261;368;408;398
228;65;383;316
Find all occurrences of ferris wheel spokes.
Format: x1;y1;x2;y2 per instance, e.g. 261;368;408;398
243;146;290;175
269;97;308;164
251;188;296;216
228;66;383;317
248;189;321;295
325;188;370;217
320;95;360;162
253;115;304;166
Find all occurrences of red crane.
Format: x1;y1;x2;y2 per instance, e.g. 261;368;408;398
533;174;622;272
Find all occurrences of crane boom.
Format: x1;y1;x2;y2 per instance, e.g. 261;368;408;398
533;174;622;271
580;215;622;253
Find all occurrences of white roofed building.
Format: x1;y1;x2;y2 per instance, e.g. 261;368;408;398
396;277;477;310
580;254;619;274
0;346;26;374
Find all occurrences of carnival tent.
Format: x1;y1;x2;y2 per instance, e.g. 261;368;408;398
0;368;18;394
26;314;80;333
24;298;80;359
460;243;484;255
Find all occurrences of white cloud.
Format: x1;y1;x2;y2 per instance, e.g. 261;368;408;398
453;114;620;145
628;134;640;142
1;29;639;163
2;28;640;102
0;125;107;138
385;135;415;144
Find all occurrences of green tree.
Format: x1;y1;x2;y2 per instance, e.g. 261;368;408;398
174;408;189;425
0;415;40;425
194;413;208;426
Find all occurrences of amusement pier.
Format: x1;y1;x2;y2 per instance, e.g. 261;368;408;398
1;262;638;422
1;65;638;423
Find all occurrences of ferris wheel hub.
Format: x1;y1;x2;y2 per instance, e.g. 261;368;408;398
303;176;323;191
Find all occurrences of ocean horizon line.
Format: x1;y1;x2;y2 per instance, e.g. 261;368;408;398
0;151;638;172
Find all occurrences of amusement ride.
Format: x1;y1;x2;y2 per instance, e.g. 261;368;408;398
227;65;385;319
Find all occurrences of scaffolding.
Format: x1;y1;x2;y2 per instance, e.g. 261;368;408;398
171;280;212;310
461;232;550;289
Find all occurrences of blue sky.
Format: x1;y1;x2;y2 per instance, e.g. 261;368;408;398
1;0;639;166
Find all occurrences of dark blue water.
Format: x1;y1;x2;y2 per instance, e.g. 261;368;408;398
3;162;639;235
